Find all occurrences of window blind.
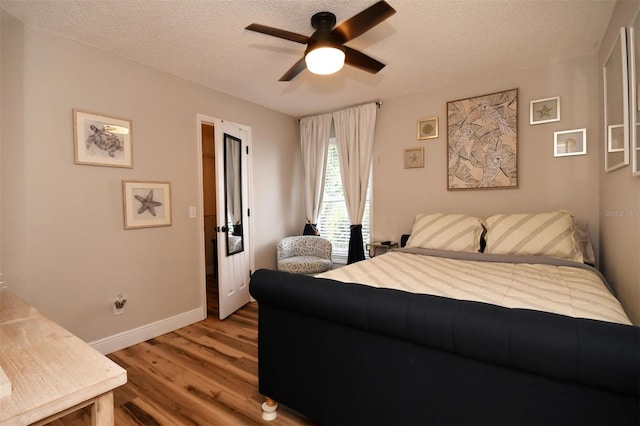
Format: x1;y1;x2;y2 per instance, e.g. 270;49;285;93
317;142;371;262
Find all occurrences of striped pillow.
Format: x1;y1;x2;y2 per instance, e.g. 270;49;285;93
406;213;484;253
484;211;583;262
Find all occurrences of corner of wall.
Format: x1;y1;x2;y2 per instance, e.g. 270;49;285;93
597;0;640;325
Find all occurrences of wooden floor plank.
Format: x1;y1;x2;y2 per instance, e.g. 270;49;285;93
46;281;313;425
150;332;259;388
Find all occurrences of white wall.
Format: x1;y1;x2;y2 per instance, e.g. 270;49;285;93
373;56;601;250
1;10;303;344
367;3;639;325
372;48;640;324
2;1;637;351
598;0;640;325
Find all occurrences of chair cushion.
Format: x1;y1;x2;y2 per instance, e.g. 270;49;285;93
278;256;332;275
277;236;332;260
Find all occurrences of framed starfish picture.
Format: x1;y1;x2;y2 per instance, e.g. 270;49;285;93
122;180;172;229
530;96;560;125
404;147;424;168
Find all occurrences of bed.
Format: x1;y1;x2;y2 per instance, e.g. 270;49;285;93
249;211;639;425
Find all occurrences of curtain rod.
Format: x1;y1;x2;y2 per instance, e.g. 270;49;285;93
297;100;382;122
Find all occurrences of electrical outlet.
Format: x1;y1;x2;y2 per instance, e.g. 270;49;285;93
189;206;196;218
113;294;126;316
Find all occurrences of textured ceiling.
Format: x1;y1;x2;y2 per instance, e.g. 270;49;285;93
0;0;615;117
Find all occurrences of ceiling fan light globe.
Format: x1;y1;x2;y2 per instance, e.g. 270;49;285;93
305;47;345;75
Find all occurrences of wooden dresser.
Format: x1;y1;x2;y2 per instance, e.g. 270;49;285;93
0;289;127;425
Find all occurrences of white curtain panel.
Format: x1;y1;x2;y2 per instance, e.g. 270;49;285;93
333;103;377;225
300;113;333;225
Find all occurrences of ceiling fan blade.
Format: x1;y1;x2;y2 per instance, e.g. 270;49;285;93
331;0;396;43
245;23;310;44
279;57;307;81
344;46;385;74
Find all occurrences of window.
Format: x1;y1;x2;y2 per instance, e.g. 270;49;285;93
317;140;371;263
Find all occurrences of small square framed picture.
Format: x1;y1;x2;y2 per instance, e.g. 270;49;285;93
404;147;424;168
607;124;625;152
122;180;172;229
417;117;438;140
530;97;560;125
554;128;586;157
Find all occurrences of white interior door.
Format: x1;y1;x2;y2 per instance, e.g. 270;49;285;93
213;119;253;319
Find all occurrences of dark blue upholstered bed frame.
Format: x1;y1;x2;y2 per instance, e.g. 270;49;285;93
249;268;639;425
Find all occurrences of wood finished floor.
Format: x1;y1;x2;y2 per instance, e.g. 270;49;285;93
47;278;313;426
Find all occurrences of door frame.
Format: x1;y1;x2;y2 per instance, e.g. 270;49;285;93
195;114;255;317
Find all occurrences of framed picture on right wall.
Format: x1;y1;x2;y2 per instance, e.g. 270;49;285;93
608;124;625;152
530;96;560;125
554;128;586;157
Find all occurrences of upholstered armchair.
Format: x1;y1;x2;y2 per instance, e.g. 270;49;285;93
276;236;333;275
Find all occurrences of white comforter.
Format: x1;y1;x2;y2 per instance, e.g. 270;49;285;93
318;249;631;325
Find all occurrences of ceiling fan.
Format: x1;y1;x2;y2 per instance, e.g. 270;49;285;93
245;1;396;81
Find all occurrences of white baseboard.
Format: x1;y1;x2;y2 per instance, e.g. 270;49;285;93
89;307;206;355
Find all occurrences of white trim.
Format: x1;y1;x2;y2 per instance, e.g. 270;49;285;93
604;27;630;172
629;18;640;176
196;114;211;324
89;307;205;355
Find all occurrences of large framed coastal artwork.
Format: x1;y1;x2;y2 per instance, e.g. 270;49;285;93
446;88;518;190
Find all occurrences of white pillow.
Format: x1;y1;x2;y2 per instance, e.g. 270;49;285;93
406;213;484;253
572;218;596;265
484;210;583;262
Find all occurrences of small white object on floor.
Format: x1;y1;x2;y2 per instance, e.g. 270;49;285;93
261;400;278;421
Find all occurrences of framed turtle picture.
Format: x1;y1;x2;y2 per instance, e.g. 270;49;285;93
122;180;172;229
73;109;133;168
